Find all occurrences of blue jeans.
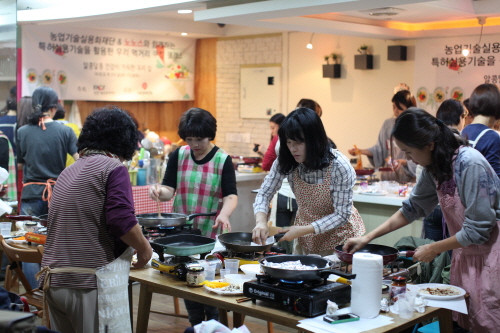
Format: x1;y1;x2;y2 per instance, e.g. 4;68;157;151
20;199;48;289
184;299;219;326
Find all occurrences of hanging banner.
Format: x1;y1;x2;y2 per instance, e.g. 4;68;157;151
414;34;500;114
21;25;195;101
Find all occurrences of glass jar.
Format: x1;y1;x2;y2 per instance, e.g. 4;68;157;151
389;276;407;305
186;267;205;287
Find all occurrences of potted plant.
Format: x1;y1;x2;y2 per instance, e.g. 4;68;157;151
355;45;373;70
358;44;368;54
323;53;341;78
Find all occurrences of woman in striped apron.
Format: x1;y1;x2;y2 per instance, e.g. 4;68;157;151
149;108;238;326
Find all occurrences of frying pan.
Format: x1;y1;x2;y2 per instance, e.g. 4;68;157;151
259;255;356;282
136;212;216;228
218;232;285;253
151;234;216;257
6;214;49;227
335;244;415;266
355;169;374;176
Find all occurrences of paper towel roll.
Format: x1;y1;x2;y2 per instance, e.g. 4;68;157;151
350;252;383;318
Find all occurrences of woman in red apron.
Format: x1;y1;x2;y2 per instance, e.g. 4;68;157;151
345;108;500;332
253;108;365;255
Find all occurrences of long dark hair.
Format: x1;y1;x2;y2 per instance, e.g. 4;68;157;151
28;87;59;125
277;108;333;174
392;90;416;111
392;108;467;185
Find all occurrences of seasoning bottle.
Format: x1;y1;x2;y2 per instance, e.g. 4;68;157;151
389;276;407;305
186;266;205;287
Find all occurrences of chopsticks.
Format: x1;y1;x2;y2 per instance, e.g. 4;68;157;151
236;297;252;303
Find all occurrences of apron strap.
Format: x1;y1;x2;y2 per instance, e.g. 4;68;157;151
23;179;57;206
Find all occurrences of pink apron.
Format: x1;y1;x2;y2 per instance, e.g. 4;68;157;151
437;149;500;332
293;160;365;253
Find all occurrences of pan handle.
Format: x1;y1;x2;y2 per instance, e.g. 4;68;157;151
399;250;415;257
5;215;36;221
320;269;356;280
273;233;286;242
187;212;217;221
149;241;166;262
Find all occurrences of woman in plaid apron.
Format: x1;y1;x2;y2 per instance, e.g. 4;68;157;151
149;108;237;326
253;108;365;255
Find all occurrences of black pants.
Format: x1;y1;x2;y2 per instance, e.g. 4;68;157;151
275;193;298;254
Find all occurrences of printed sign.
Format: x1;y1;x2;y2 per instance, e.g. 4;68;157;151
414;35;500;113
21;25;195;101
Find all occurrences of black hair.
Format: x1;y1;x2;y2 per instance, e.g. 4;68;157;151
392;108;467;186
468;83;500;119
28;87;59;125
296;98;322;117
77;106;138;160
463;98;471;116
52;103;66;121
436;99;465;127
178;108;217;141
269;113;285;126
6;97;16;111
391;90;416;111
277;108;333;174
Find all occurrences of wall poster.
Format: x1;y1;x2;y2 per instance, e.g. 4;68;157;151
21;25;195;101
414;34;500;114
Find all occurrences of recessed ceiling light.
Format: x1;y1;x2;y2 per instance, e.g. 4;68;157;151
360;7;404;17
178;9;192;14
181;33;187;36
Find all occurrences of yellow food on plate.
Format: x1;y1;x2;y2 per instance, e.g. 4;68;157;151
201;281;230;289
13;236;25;241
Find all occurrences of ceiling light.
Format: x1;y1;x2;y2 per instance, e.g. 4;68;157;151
177;9;192;14
181;32;187;36
306;33;314;50
361;7;404;17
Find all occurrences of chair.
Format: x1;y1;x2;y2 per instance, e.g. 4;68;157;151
0;236;46;325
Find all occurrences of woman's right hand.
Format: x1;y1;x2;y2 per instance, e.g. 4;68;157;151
252;221;269;245
148;185;162;201
348;148;359;156
342;235;370;254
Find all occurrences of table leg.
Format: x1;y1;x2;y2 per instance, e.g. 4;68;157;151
233;312;245;327
218;308;228;327
136;283;153;333
438;308;453;333
128;280;134;331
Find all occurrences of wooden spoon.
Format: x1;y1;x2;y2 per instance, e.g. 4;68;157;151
156;185;162;218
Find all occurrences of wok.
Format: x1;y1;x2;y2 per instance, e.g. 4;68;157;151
6;214;49;227
151;234;216;258
218;232;285;253
259;255;356;282
136;212;216;228
335;244;415;266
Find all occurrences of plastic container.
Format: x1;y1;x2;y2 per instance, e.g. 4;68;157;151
398;292;416;319
0;222;11;236
128;169;137;186
224;274;254;287
137;168;147;186
204;265;216;281
219;269;230;280
224;259;240;274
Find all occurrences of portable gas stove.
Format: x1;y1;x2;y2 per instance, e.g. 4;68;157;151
243;274;351;317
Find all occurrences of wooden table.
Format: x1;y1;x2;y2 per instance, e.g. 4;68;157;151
128;268;453;333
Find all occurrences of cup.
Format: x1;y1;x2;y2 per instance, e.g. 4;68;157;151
397;293;416;319
204;265;216;281
219;269;230;280
137;168;147;186
0;222;11;236
224;259;240;274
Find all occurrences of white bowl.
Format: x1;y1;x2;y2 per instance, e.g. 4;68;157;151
239;264;262;277
224;274;254;286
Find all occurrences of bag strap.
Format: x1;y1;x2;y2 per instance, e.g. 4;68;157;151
469;128;493;148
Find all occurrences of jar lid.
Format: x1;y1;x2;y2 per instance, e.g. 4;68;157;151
188;266;204;272
392;276;406;282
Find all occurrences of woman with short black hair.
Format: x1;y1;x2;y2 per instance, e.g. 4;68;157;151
436;99;467;132
253;108;365;255
344;108;500;332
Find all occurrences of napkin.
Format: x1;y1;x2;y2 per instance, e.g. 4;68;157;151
0;199;13;216
250;236;275;246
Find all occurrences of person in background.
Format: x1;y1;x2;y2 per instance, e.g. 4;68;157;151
253;108;365;255
16;96;33;130
297;98;323;117
261;113;285;171
0;130;16;201
344;108;500;332
461;83;500;178
348;90;417;182
0;95;17;155
462;98;473;127
16;87;79;289
149;107;237;326
53;103;81;167
39;106;152;333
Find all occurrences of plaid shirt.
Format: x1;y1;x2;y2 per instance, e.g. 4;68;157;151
254;149;355;234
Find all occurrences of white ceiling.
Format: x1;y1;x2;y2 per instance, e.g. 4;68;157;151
16;0;500;40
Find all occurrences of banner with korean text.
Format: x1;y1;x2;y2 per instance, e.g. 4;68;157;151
414;34;500;114
21;25;195;101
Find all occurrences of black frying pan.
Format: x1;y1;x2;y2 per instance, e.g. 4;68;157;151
218;232;284;253
259;255;355;282
335;244;414;265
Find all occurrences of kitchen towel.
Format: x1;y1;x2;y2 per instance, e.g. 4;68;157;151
350;253;383;318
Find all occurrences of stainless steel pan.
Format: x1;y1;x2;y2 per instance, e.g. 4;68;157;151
136;212;216;228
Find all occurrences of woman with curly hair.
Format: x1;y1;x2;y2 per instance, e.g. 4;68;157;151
39;106;152;333
344;108;500;332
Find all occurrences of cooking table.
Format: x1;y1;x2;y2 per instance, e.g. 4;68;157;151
128;268;453;333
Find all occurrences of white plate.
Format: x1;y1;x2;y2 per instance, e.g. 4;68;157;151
204;283;244;296
7;238;28;244
416;283;466;300
359;191;387;196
